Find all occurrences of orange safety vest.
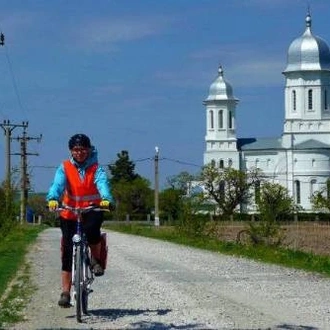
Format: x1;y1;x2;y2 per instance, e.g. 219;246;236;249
60;160;101;220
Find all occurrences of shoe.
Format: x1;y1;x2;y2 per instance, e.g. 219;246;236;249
93;263;104;277
58;291;71;308
91;256;104;277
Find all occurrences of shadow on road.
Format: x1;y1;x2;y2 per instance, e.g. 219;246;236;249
72;307;206;329
89;307;171;320
33;321;320;330
274;324;319;330
55;310;320;330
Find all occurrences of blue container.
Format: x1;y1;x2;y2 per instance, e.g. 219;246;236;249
26;207;34;223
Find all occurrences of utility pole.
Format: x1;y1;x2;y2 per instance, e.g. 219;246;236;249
0;120;29;210
13;125;42;223
154;146;160;227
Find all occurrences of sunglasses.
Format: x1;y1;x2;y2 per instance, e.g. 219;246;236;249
71;147;89;153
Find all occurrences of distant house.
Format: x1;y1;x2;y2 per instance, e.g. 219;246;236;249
203;13;330;212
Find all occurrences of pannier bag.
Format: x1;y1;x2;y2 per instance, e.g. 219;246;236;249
100;232;108;270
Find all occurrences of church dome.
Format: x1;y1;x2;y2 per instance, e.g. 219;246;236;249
284;14;330;72
205;66;238;101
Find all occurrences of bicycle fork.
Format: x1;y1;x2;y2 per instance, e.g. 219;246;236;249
71;242;79;306
71;240;94;305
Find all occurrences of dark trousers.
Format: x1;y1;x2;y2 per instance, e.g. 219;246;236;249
60;211;103;272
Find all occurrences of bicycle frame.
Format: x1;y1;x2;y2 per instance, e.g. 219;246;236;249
52;204;108;322
71;207;94;322
58;205;103;322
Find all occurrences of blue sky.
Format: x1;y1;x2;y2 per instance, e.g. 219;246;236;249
0;0;329;193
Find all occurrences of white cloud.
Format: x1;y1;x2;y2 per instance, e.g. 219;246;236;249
189;43;285;87
228;59;284;87
71;15;171;50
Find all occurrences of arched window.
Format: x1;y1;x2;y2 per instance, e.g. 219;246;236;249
211;159;216;167
219;181;225;199
325;90;328;110
295;180;301;204
219;159;224;168
255;181;260;204
255;158;259;168
209;110;214;129
310;179;317;198
228;159;233;167
308;89;313;110
292;90;296;111
218;110;223;128
228;111;233;129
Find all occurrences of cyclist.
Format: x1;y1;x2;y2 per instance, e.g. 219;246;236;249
47;133;114;308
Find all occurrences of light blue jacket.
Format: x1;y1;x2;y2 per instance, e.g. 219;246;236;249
47;147;114;203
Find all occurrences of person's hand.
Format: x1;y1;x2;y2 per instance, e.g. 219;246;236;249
100;200;115;211
100;200;110;208
48;200;59;211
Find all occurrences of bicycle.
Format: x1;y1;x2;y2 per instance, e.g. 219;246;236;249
54;204;108;322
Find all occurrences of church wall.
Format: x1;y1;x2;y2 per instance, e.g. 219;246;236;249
203;14;330;213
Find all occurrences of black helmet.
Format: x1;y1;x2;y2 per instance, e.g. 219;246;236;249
68;134;91;149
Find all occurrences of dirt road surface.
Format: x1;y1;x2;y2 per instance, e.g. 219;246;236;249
6;228;330;329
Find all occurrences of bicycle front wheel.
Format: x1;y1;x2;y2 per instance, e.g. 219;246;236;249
82;253;89;314
74;244;83;322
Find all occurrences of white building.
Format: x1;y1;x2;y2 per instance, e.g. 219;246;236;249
203;13;330;212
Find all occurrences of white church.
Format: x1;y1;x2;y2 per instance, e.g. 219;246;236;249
203;13;330;212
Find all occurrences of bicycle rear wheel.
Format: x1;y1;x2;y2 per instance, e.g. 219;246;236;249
74;245;83;322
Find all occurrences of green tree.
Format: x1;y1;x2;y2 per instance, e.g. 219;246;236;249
238;182;295;246
108;150;139;184
161;171;196;223
166;171;195;195
257;182;295;222
113;177;152;220
200;164;260;217
108;150;152;219
311;179;330;211
28;194;48;218
0;181;19;237
159;188;183;223
178;192;209;238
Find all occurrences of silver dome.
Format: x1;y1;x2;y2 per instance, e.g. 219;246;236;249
284;14;330;73
205;66;238;101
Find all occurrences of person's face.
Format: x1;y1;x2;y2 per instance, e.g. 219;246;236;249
71;147;90;163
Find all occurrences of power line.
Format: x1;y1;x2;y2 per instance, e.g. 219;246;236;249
31;165;57;169
30;155;202;174
134;157;154;163
162;157;202;168
0;30;28;121
3;37;28;119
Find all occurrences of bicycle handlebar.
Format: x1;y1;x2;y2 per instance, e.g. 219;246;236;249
49;204;110;213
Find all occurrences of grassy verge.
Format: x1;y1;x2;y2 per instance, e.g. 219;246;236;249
0;224;45;327
105;223;330;277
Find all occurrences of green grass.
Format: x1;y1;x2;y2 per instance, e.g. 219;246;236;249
105;223;330;277
0;224;45;327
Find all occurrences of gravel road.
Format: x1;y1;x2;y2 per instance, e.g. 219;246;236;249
6;227;330;330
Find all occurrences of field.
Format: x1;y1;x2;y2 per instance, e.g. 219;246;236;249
216;221;330;256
